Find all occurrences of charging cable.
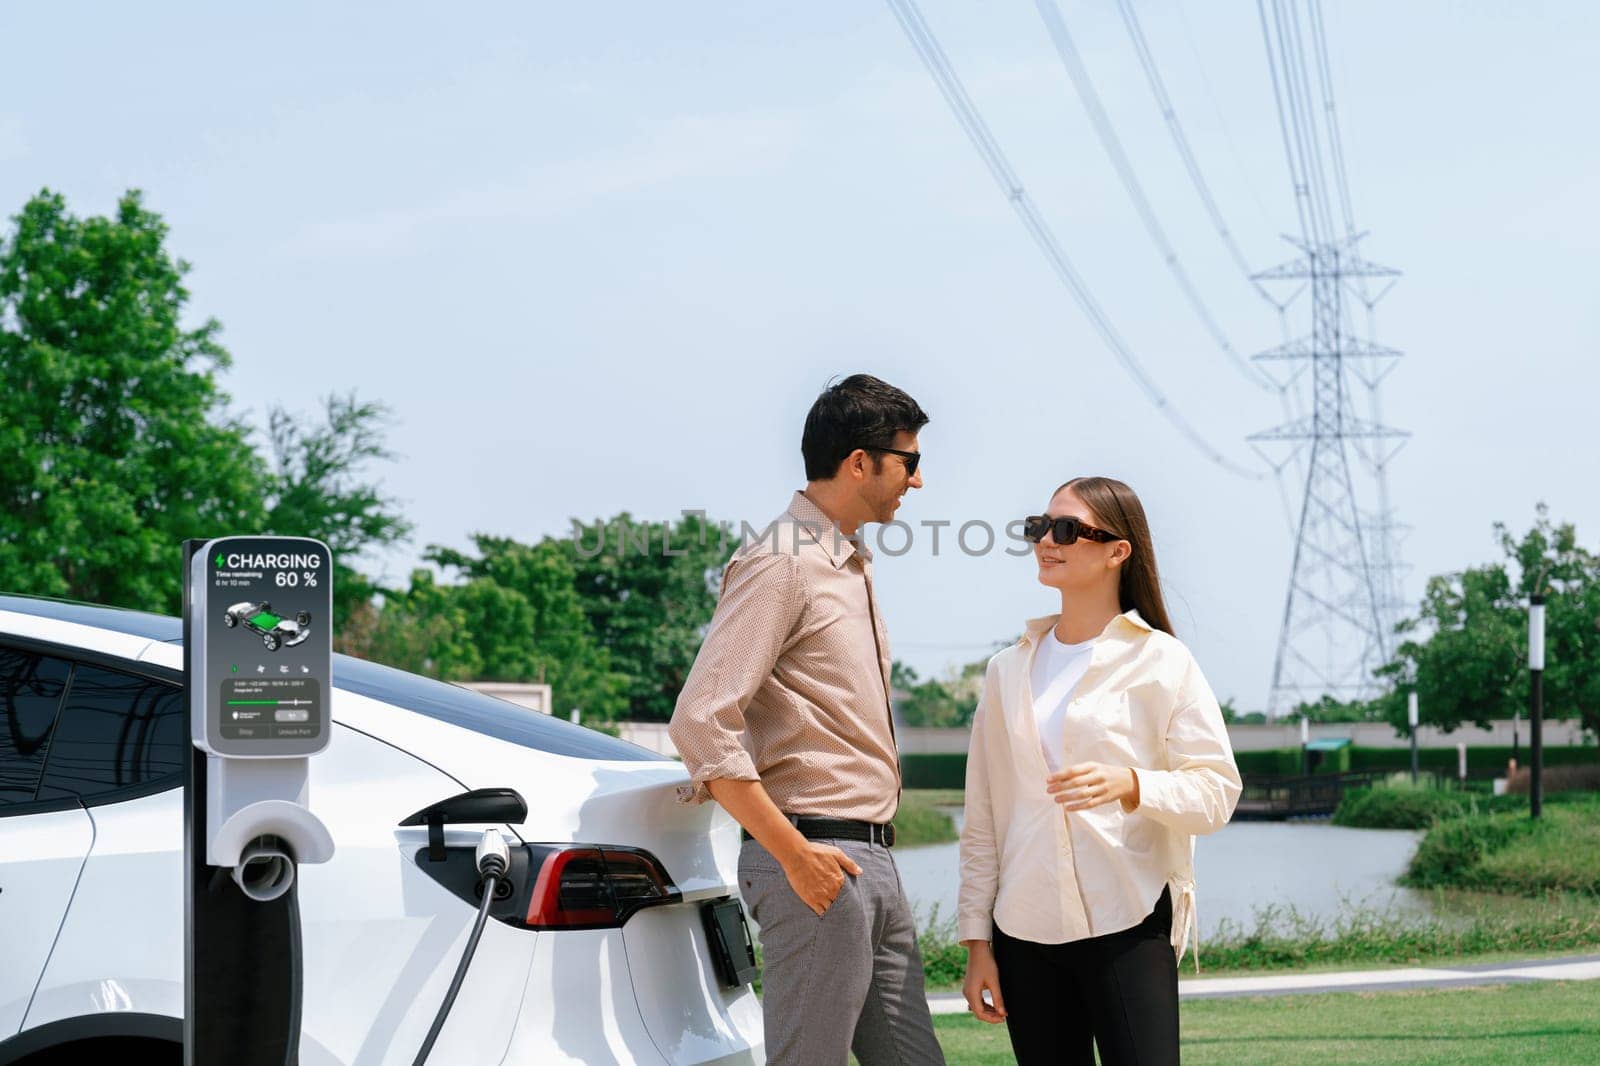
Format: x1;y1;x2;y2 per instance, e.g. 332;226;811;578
412;828;510;1065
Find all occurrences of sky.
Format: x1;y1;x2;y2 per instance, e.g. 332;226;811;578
3;1;1596;711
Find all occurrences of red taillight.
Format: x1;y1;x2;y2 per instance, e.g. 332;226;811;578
524;845;680;930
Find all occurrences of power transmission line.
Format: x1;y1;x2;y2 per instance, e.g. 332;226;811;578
1307;0;1357;237
1031;0;1276;391
1170;0;1280;235
1102;0;1318;527
1111;0;1283;311
1256;0;1317;245
883;0;1263;479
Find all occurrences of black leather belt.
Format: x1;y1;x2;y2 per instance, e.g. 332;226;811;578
742;816;896;848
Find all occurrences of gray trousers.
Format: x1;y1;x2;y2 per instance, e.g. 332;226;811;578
738;836;945;1066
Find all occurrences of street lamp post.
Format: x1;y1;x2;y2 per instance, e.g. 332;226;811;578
1300;715;1310;777
1529;594;1546;819
1408;691;1419;784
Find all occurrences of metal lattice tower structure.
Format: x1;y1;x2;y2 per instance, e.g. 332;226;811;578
1249;234;1408;713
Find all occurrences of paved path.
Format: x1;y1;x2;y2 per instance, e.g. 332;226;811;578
927;953;1600;1014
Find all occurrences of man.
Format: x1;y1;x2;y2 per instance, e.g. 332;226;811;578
669;374;944;1065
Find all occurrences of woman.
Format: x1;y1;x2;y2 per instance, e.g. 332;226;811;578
957;476;1241;1065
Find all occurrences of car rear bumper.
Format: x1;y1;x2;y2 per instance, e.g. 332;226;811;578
501;923;761;1064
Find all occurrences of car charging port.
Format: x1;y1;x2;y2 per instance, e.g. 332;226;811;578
475;876;515;902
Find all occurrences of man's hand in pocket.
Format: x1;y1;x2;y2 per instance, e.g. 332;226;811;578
779;841;862;915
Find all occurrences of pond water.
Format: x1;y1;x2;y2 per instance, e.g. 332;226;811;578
891;811;1429;938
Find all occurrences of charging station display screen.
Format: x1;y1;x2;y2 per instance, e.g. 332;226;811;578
191;535;333;758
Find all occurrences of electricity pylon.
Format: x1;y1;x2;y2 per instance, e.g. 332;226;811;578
1248;233;1408;715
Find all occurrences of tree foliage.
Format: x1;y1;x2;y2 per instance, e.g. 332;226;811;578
350;515;740;724
0;189;266;612
1374;506;1600;741
892;658;987;728
562;513;738;722
0;189;413;630
424;535;628;721
264;392;412;626
1294;694;1386;723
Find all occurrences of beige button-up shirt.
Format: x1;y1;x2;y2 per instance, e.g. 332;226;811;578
957;609;1241;963
668;491;901;823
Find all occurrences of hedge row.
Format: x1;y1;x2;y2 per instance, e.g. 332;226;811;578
902;753;967;789
902;745;1597;788
1349;745;1596;773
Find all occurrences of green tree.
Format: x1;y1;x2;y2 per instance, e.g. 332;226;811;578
340;569;483;679
264;392;413;627
1218;699;1268;725
891;657;986;728
562;512;738;722
1294;694;1385;723
1374;506;1600;743
406;535;629;721
0;189;267;611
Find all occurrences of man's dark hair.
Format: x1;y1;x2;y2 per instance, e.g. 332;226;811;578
801;374;929;481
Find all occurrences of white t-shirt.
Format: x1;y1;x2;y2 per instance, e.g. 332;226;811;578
1029;628;1097;774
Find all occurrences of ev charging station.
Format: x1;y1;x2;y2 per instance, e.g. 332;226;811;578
184;536;335;1065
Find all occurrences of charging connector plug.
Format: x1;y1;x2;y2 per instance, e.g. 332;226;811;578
475;828;509;882
412;827;513;1066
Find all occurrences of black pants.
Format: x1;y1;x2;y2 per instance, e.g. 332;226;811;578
992;887;1179;1066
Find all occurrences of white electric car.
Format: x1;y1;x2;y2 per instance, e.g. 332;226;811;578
0;594;763;1064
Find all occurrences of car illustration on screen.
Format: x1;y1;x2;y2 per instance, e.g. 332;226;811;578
223;601;312;652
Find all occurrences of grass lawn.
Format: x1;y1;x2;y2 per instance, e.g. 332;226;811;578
926;981;1600;1064
903;788;967;808
894;790;960;846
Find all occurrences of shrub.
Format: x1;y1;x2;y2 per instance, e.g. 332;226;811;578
1401;797;1600;894
1332;786;1469;829
1403;812;1535;889
1201;891;1600;971
1472;803;1600;896
916;904;967;989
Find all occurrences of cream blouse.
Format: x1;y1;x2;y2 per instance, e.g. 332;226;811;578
957;609;1242;964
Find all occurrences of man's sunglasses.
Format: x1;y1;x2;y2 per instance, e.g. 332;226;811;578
865;446;921;477
1021;514;1123;545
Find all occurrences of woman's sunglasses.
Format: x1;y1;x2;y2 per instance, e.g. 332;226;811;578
1021;514;1123;545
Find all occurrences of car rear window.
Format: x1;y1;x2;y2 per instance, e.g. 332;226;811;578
333;655;668;763
0;649;73;803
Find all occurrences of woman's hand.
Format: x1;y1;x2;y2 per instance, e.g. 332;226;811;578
961;940;1007;1024
1048;762;1140;812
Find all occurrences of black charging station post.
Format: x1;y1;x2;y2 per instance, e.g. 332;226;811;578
184;537;335;1066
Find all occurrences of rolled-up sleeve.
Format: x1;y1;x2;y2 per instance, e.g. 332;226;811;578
957;660;1002;943
668;551;806;804
1133;655;1242;835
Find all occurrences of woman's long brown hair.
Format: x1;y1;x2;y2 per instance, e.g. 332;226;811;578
1058;476;1175;636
